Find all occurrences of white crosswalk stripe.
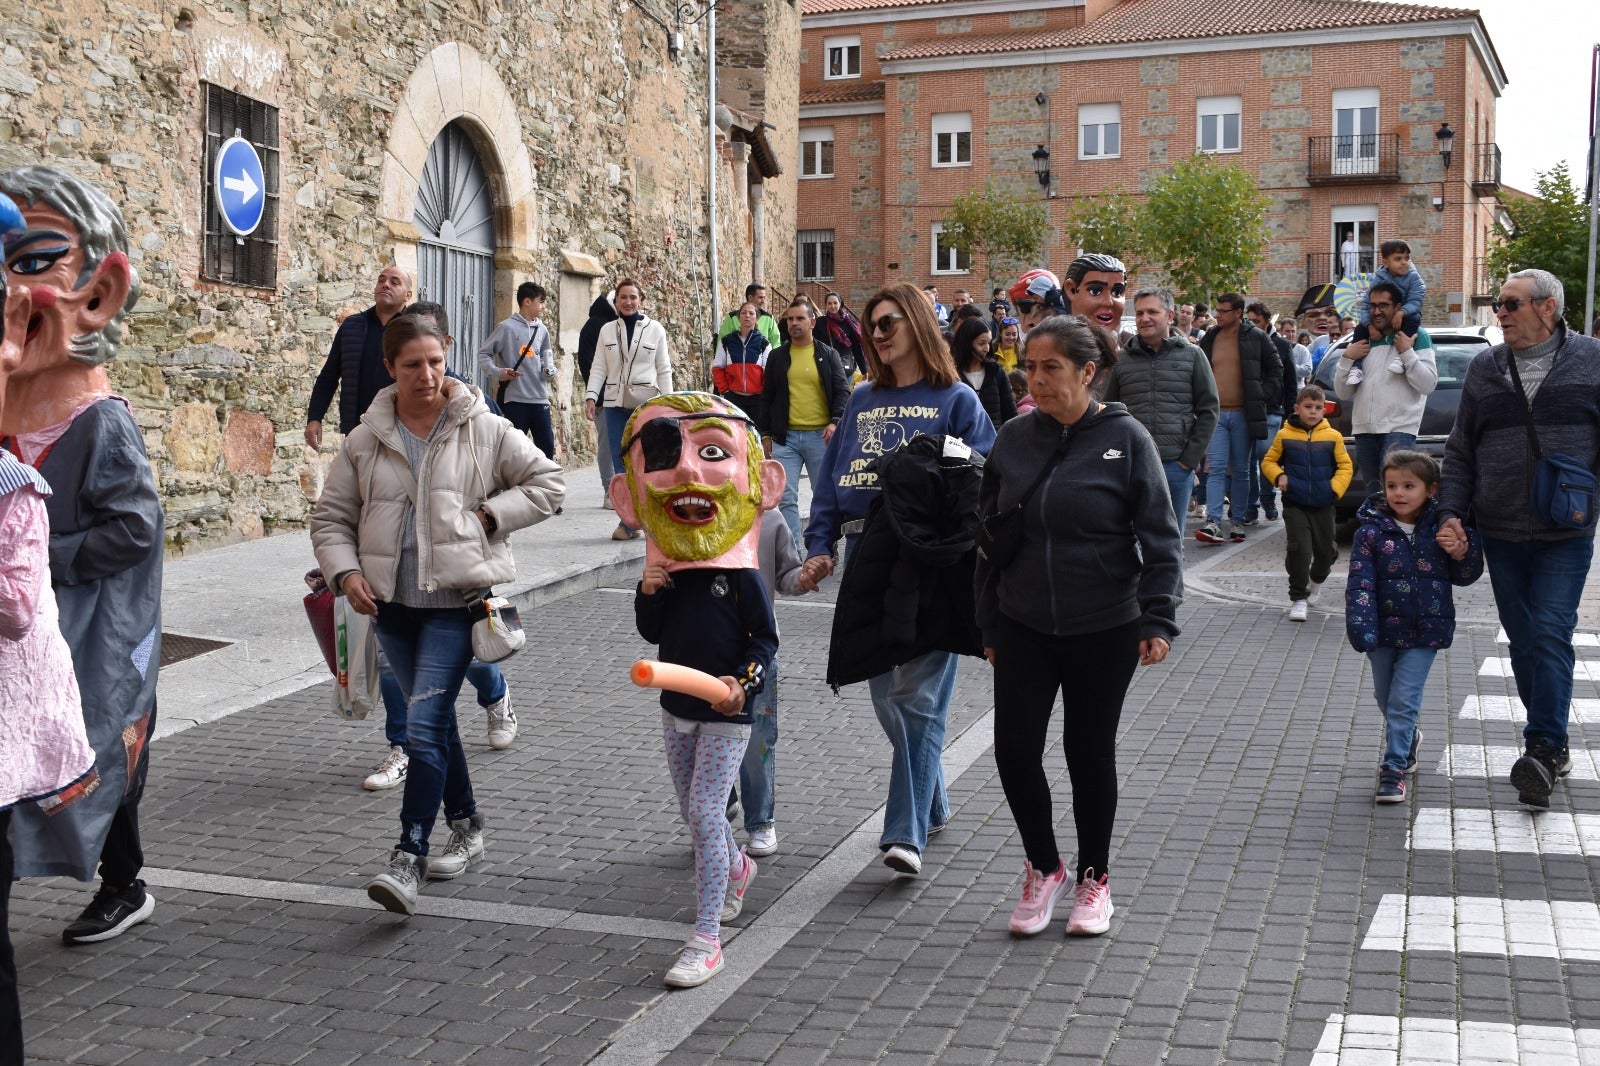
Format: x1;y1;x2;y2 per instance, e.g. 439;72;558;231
1479;658;1600;681
1434;744;1600;780
1457;694;1600;723
1409;808;1600;857
1362;895;1600;961
1497;627;1600;647
1310;1013;1600;1065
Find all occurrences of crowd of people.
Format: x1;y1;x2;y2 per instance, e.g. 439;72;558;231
3;157;1597;1031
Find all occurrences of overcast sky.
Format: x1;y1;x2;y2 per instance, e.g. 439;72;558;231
1420;0;1596;192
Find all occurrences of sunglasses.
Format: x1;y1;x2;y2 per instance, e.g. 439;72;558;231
1492;296;1546;314
1000;317;1019;327
869;312;907;336
1081;281;1127;299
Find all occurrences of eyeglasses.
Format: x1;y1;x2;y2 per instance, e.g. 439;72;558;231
1492;296;1547;314
869;312;907;337
1215;305;1239;314
1367;302;1395;314
1081;281;1127;299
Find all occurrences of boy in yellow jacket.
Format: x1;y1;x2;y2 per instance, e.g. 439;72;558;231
1261;385;1353;622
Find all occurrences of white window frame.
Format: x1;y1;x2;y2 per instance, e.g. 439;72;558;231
930;223;970;276
1333;88;1381;174
1197;95;1242;154
798;229;835;282
824;35;861;80
800;127;835;179
931;112;972;168
1078;103;1121;160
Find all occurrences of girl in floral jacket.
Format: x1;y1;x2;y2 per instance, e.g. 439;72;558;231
1346;450;1482;804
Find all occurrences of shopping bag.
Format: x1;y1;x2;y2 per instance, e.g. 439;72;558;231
330;595;379;721
303;569;337;675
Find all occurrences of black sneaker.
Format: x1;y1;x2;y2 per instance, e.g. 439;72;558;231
1510;741;1562;809
62;880;155;945
1375;769;1406;804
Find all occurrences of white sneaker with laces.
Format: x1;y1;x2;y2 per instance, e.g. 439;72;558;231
1289;599;1309;622
883;845;921;875
1346;364;1366;386
722;852;757;921
747;826;778;857
367;850;426;915
664;936;724;988
427;815;485;880
363;746;409;791
485;691;517;750
1305;581;1322;606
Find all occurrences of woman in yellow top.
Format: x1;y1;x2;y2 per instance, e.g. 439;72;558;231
994;317;1022;373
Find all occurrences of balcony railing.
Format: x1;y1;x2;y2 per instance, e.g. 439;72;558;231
1472;257;1503;302
1306;250;1376;288
1307;134;1401;184
1472;143;1502;193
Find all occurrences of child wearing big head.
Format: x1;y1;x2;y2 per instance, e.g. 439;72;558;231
1345;450;1482;804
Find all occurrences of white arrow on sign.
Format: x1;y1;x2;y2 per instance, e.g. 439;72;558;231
222;170;259;204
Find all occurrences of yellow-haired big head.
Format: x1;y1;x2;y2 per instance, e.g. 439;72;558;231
609;391;786;571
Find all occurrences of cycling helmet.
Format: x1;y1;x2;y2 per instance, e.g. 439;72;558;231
1008;268;1062;307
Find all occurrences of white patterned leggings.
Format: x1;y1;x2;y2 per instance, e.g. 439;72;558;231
662;719;749;941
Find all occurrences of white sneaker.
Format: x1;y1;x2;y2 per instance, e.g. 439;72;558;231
747;826;778;857
363;746;408;791
664;935;724;988
1388;357;1406;373
1305;581;1322;606
721;851;757;921
1289;599;1309;622
427;815;485;880
367;850;425;915
485;691;517;750
1345;364;1365;386
883;845;921;875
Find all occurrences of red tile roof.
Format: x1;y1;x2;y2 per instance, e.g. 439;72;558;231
877;0;1480;60
801;0;953;12
800;81;889;105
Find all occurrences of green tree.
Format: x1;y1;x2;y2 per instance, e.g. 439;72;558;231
1061;186;1147;274
938;183;1049;295
1141;154;1270;305
1486;162;1591;330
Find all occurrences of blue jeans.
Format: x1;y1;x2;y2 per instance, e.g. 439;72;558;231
1354;431;1417;497
867;650;959;855
773;428;830;545
1369;646;1437;773
381;655;506;751
1162;460;1194;527
1483;536;1596;752
1249;413;1284;516
739;658;778;831
604;405;638;530
1205;410;1253;525
374;603;477;857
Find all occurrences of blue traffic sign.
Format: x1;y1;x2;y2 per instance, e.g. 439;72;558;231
215;135;266;237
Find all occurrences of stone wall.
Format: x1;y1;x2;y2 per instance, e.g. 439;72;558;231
0;0;795;552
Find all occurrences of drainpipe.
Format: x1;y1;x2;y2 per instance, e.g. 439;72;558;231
707;3;721;331
750;178;764;286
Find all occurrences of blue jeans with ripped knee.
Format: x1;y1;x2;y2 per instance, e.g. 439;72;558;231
375;602;477;857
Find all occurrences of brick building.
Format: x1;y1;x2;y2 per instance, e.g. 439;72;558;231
796;0;1507;322
0;0;798;550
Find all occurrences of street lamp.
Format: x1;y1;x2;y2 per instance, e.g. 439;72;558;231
1032;144;1051;189
1434;121;1454;211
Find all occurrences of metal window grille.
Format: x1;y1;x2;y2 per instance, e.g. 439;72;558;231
798;230;835;282
202;83;280;289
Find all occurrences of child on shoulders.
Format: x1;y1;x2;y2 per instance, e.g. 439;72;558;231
1346;239;1425;386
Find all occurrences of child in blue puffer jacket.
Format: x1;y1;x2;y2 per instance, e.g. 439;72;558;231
1346;449;1482;805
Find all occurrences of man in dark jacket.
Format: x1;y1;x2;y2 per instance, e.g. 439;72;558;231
1247;301;1301;523
576;290;619;505
305;265;412;449
1438;268;1600;810
1103;288;1218;527
1195;292;1282;543
758;299;851;542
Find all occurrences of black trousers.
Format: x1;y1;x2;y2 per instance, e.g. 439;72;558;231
98;700;154;889
502;401;556;461
2;809;22;1066
992;615;1141;881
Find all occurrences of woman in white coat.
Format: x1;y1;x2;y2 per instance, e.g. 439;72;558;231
312;314;564;915
584;278;672;539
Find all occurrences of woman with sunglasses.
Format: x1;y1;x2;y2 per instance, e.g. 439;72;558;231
952;317;1017;428
798;282;997;876
977;316;1182;938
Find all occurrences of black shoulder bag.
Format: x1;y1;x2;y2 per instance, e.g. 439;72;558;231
1505;342;1595;530
975;428;1073;569
496;334;535;408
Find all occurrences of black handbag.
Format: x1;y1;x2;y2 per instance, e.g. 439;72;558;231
1506;344;1596;530
975;430;1073;569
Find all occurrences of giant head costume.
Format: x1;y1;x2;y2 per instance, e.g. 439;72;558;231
609;391;785;571
0;166;140;436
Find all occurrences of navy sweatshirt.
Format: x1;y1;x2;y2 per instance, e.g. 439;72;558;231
635;568;777;725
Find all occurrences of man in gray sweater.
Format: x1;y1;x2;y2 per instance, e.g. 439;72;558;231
1438;268;1600;810
1101;287;1219;527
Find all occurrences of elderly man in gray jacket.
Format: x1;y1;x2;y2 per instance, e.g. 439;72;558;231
1102;287;1220;526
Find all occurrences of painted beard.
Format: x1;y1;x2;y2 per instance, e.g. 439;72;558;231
639;478;761;562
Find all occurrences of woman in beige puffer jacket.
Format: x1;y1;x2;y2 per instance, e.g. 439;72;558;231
311;314;564;916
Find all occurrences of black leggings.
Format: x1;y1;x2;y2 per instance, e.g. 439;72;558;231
992;615;1141;881
2;809;21;1066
